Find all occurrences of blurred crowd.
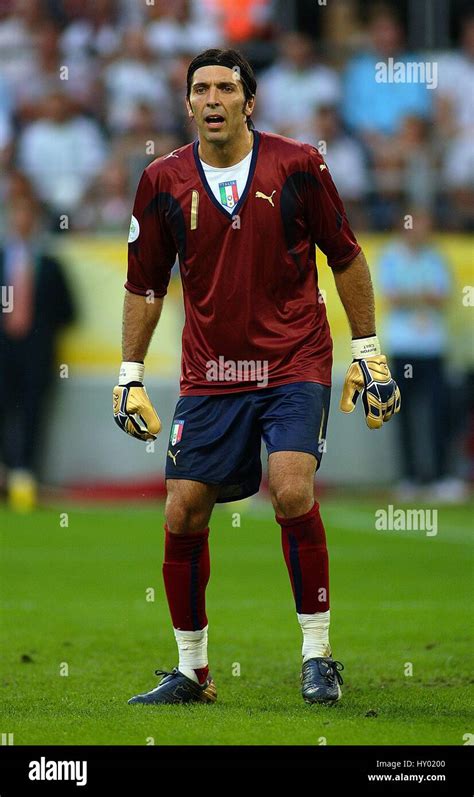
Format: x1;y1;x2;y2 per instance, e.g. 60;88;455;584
0;0;472;508
0;0;473;233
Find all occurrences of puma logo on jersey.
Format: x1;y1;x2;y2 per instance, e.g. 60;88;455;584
320;164;327;171
167;449;181;465
255;190;276;206
163;149;179;159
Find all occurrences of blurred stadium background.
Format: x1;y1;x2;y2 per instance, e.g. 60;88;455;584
0;0;473;748
1;0;473;505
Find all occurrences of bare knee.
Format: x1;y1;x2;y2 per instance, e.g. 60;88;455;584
165;496;211;533
270;481;314;519
165;481;217;533
268;452;316;519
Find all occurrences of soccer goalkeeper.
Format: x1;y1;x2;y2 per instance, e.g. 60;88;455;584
113;49;401;706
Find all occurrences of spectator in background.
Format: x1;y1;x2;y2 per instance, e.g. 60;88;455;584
75;160;133;232
0;0;47;99
343;5;432;143
398;115;437;211
436;13;474;140
17;90;107;223
102;27;172;134
0;170;35;232
297;103;370;228
167;53;201;140
369;114;438;229
14;20;98;124
60;0;121;61
436;14;474;231
378;210;465;502
0;193;75;511
255;31;341;138
111;102;181;190
145;0;222;59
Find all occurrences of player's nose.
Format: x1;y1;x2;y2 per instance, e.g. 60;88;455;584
206;86;220;105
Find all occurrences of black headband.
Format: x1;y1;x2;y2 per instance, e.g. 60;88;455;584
188;57;255;97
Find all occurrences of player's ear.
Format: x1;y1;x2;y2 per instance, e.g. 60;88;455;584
244;95;255;120
185;97;194;118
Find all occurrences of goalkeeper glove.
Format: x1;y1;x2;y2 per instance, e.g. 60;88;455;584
113;361;161;441
340;336;401;430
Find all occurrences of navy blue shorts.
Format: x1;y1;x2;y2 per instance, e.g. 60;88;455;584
165;381;330;503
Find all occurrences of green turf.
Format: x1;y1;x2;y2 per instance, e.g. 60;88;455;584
1;498;473;745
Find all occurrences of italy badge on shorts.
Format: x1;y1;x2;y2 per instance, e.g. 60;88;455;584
219;180;239;209
170;419;185;446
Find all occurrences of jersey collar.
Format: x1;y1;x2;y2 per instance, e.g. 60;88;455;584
193;130;260;219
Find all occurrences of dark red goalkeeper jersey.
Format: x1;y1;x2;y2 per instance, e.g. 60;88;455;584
126;131;361;395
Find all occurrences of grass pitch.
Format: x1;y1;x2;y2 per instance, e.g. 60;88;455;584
1;497;473;745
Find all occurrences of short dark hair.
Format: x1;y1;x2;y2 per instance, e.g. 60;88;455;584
186;48;257;127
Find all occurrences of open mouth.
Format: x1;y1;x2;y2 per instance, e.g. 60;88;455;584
205;114;225;129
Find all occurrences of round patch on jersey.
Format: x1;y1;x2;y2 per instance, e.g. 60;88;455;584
128;215;140;243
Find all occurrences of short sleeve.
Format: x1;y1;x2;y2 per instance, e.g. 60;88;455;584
125;168;177;298
304;146;361;269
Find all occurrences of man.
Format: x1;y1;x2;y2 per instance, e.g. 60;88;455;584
18;90;106;223
343;6;432;140
256;31;340;138
0;193;75;510
113;49;400;706
378;209;464;501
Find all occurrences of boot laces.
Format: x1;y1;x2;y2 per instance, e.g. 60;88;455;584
321;659;344;685
154;667;179;681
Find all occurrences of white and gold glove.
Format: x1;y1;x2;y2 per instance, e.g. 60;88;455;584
113;362;161;441
340;336;401;430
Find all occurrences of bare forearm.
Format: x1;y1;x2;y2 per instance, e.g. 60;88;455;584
333;250;376;338
122;290;164;362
